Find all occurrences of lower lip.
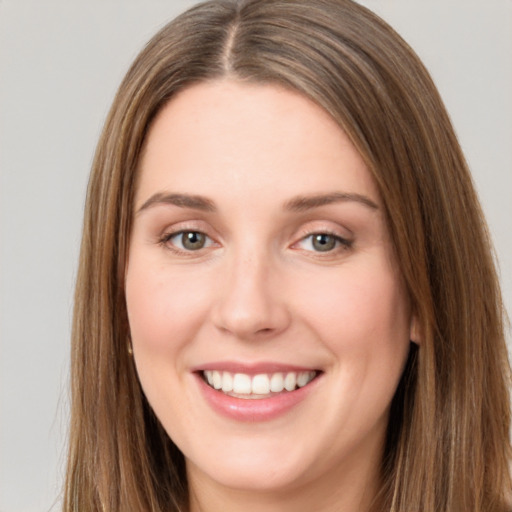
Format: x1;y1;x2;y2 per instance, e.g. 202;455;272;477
195;373;320;422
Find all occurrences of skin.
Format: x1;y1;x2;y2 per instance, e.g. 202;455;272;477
125;80;415;512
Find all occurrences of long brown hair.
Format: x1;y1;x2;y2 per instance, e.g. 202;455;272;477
64;1;511;510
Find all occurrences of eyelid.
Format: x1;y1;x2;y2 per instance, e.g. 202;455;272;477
294;232;352;251
290;221;354;255
157;219;215;240
293;221;352;242
157;220;220;254
163;230;214;244
155;220;353;255
159;230;218;257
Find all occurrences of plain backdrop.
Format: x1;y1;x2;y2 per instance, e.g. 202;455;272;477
1;1;511;511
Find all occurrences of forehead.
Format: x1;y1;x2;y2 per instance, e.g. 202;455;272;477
136;79;379;209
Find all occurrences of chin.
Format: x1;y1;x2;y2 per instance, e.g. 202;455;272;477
188;456;312;494
183;433;323;493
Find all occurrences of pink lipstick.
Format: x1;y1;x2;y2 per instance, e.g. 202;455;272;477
193;363;321;422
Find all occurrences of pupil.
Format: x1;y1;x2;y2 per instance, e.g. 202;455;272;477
313;234;335;252
183;232;205;250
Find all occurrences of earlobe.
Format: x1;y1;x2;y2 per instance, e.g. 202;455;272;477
410;315;421;346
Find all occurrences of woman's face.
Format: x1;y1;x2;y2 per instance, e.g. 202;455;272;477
126;80;414;502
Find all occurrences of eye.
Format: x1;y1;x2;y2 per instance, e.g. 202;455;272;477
163;230;214;251
297;233;351;252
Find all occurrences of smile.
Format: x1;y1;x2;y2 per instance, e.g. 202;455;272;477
202;370;318;399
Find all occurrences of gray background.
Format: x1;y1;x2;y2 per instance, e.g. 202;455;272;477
1;1;511;511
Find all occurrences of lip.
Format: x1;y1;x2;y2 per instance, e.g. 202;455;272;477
193;364;322;422
191;361;318;375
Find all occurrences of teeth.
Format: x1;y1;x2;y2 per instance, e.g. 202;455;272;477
252;374;270;394
203;370;317;396
212;371;222;390
297;372;311;387
221;371;233;392
270;373;284;392
284;372;296;391
233;373;252;394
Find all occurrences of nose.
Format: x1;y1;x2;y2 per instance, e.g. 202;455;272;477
212;250;291;340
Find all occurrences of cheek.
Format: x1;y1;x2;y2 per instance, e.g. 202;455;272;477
125;259;219;403
125;259;210;350
124;257;214;425
300;259;411;430
292;256;411;375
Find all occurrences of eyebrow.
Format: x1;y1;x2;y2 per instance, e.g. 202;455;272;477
136;190;379;215
284;192;379;212
137;192;216;214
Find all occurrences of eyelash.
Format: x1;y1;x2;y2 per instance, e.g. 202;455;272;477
158;228;353;256
294;231;353;254
158;230;216;255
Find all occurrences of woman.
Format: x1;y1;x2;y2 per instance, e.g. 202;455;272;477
64;0;511;510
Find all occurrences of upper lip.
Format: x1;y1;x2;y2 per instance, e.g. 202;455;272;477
191;361;321;375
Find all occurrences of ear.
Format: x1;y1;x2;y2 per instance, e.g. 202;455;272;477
410;315;421;346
